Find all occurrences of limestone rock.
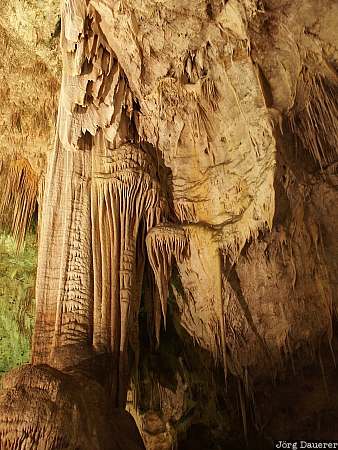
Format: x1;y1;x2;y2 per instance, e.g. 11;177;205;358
0;0;337;448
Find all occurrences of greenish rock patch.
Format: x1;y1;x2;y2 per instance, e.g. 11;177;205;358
0;232;37;375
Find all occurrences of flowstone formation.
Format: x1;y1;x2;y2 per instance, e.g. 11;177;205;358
0;364;145;450
0;0;337;449
91;144;166;405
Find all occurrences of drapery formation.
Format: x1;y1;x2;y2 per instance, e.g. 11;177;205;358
31;0;278;398
31;0;168;407
92;144;165;405
146;225;189;343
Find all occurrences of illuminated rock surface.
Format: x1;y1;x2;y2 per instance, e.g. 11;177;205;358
0;0;337;448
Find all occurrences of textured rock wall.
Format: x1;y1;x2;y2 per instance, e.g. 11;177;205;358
0;233;36;375
0;0;61;244
0;0;60;173
0;0;337;449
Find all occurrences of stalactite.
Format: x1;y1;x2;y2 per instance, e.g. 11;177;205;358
146;225;189;343
288;68;338;169
201;76;220;112
238;378;248;443
92;144;166;406
0;158;38;249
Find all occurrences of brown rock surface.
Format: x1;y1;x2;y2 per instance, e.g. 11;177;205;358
0;364;145;449
0;0;337;448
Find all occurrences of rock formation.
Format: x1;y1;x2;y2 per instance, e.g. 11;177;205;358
0;364;145;450
0;0;337;448
0;0;60;245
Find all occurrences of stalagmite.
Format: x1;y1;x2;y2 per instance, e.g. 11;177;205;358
0;364;146;450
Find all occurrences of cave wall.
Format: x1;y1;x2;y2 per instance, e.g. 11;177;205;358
0;0;337;449
0;0;60;174
0;233;37;375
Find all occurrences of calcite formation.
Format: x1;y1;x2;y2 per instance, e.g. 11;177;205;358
146;224;189;342
0;0;60;244
0;159;38;249
0;364;145;450
91;144;166;405
0;0;337;448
